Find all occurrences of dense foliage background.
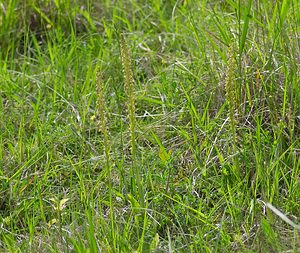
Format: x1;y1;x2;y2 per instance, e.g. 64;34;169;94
0;0;299;252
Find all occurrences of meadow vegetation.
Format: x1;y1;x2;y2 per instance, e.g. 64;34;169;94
0;0;299;252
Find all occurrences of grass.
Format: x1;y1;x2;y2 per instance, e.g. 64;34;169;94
0;0;299;252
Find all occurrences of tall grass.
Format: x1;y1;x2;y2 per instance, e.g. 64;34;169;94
0;0;299;252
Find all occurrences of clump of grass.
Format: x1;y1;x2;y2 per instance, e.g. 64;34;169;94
1;1;299;252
